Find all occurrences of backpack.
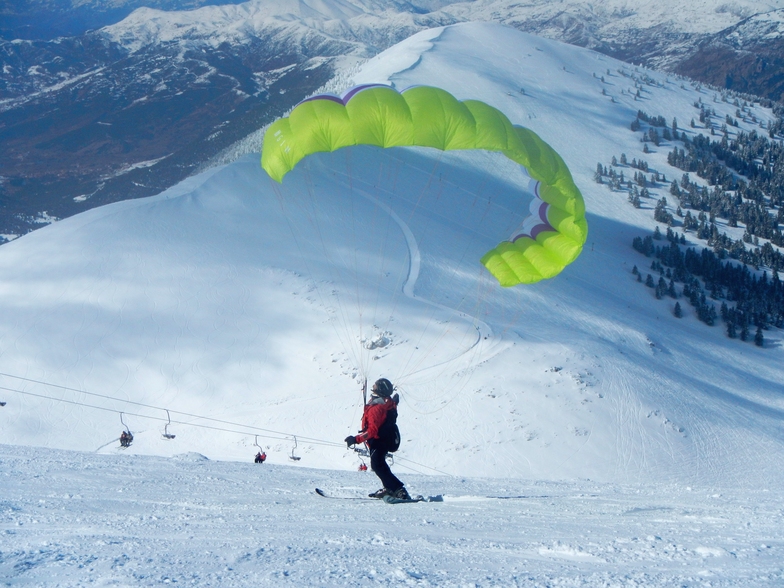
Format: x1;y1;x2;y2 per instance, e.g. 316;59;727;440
378;404;401;452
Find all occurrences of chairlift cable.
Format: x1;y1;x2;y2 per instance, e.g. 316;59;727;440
0;373;330;446
0;382;453;475
0;384;342;449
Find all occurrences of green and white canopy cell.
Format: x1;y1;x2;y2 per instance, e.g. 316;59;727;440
261;84;587;287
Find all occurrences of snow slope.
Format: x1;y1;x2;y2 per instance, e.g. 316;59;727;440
1;23;783;490
2;20;784;587
2;443;782;586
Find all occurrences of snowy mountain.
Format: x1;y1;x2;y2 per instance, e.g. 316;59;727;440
0;0;251;40
1;0;783;242
2;21;784;585
2;21;782;484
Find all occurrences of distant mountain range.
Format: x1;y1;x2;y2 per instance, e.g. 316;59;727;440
1;0;782;240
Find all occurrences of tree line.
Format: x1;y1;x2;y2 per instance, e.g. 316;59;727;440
606;96;784;346
633;228;778;345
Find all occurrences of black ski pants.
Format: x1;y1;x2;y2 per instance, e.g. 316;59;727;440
368;440;403;492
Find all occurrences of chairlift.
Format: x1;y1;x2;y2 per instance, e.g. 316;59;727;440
253;435;267;464
289;435;301;461
162;409;176;440
357;451;368;471
119;412;134;448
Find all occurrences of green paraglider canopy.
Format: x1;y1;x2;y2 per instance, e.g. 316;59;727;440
261;84;587;286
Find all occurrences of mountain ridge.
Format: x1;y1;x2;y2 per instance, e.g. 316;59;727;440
1;0;782;242
1;23;782;488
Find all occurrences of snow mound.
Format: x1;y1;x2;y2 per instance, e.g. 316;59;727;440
172;452;210;462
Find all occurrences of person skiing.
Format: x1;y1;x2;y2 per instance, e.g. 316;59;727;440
344;378;410;500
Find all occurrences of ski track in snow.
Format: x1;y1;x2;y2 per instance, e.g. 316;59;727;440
342;172;502;376
1;444;783;587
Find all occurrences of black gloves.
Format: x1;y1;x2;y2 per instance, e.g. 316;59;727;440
344;435;357;448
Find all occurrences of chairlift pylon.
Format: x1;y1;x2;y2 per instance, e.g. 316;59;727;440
162;409;176;440
289;435;301;461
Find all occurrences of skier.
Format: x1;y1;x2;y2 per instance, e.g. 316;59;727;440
344;378;410;500
254;451;267;464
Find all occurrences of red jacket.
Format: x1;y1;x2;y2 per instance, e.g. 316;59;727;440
355;396;396;444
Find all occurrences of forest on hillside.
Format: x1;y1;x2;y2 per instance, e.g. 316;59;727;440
595;81;784;345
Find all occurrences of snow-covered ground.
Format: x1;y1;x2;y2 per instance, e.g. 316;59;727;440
1;21;783;585
2;443;782;586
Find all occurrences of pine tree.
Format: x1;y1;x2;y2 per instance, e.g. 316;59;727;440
755;326;764;347
726;321;737;338
673;302;682;318
656;277;667;299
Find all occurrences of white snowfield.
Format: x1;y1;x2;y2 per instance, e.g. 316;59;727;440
2;443;782;586
1;22;783;585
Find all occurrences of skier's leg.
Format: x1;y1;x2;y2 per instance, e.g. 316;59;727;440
369;446;403;492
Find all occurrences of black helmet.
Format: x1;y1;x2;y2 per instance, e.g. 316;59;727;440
372;378;394;397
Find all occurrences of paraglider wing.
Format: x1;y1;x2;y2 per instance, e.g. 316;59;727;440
261;84;587;286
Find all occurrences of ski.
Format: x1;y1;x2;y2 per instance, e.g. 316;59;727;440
315;488;444;502
314;488;375;500
383;494;443;504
